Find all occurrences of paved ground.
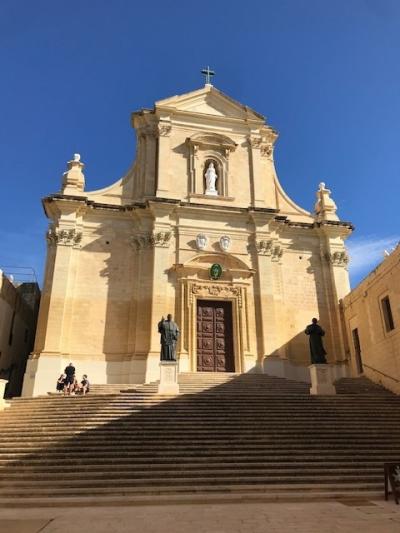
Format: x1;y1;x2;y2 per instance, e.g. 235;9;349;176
0;499;400;533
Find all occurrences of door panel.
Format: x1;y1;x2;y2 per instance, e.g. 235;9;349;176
197;300;234;372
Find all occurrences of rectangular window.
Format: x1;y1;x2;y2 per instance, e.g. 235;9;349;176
381;296;395;332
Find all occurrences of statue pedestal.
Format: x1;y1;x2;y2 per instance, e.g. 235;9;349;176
309;364;336;395
158;361;179;395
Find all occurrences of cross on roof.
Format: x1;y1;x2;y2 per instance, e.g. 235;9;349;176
201;66;215;85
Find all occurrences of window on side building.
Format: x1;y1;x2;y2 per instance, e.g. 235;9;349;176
381;295;395;333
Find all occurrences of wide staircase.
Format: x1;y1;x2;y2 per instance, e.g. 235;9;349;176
0;372;399;506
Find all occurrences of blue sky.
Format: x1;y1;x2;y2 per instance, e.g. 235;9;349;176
0;0;399;287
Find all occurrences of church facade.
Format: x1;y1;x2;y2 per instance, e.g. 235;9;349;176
22;84;353;396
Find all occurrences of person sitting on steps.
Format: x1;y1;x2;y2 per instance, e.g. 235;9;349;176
56;374;66;393
80;375;90;395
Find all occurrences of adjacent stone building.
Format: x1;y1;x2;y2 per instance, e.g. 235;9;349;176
342;244;400;394
22;83;353;396
0;271;40;397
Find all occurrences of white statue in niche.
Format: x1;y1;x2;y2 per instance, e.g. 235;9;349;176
204;162;218;196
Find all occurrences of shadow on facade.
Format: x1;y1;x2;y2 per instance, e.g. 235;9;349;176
73;211;344;385
78;212;147;384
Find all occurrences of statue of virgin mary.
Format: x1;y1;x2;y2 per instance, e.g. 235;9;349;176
204;162;218;196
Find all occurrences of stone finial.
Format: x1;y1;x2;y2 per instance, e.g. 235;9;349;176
61;153;85;195
314;182;339;222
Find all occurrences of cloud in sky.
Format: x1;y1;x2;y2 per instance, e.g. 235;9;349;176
347;234;399;286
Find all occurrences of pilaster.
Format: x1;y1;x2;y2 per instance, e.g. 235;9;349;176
250;212;283;359
317;222;352;362
131;202;176;382
248;136;265;208
35;204;83;356
156;119;174;197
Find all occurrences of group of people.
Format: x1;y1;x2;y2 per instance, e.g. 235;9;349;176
56;363;90;395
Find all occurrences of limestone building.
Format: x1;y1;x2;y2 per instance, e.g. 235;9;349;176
22;83;353;396
0;271;40;397
342;244;400;394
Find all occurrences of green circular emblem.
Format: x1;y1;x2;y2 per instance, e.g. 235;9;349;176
210;263;223;280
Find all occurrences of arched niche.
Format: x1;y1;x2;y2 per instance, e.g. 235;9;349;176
186;133;236;197
203;157;224;196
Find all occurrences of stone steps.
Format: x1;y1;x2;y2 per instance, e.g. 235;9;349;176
0;373;398;505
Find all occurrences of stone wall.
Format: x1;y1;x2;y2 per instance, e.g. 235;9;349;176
342;244;400;393
0;272;40;397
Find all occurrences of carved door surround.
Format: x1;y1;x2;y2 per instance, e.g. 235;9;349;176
172;252;255;373
176;278;251;374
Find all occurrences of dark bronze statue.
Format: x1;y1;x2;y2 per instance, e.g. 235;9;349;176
305;318;327;364
158;314;179;361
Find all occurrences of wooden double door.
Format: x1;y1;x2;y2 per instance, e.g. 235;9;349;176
197;300;235;372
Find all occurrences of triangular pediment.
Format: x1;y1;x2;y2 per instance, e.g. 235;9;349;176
155;85;264;122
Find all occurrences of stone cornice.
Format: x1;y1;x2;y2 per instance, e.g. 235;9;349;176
273;215;354;231
154;106;265;128
186;133;237;152
42;195;354;234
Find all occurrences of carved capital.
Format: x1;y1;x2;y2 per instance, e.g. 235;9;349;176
138;124;157;139
271;244;283;261
260;143;273;158
256;239;273;255
46;228;82;248
248;136;262;149
324;250;349;267
130;234;150;250
158;123;172;137
131;231;172;250
255;239;283;261
151;231;172;247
